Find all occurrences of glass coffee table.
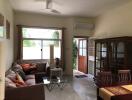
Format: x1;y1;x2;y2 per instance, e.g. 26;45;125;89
43;77;67;91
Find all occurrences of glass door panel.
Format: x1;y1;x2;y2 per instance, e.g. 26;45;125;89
78;39;88;73
83;40;86;48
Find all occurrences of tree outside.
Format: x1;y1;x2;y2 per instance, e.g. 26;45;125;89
72;40;78;69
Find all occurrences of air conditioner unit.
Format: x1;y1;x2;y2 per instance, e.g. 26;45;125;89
75;22;94;30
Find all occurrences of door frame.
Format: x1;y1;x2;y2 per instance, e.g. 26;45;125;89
73;36;89;74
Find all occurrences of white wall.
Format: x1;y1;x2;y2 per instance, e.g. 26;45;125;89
0;0;14;100
94;1;132;38
0;42;6;100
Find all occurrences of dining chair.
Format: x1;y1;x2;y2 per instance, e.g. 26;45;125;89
96;71;112;87
118;70;131;85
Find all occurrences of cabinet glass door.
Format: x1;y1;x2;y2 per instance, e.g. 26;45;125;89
101;43;107;58
117;42;125;65
96;43;101;69
108;42;117;68
101;43;107;69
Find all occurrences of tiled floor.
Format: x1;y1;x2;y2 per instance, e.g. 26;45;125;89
45;72;97;100
72;74;97;100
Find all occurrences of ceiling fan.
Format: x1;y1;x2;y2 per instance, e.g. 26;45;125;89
42;0;61;14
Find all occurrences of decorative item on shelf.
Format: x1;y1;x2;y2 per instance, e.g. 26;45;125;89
6;19;10;39
55;58;60;68
0;13;4;38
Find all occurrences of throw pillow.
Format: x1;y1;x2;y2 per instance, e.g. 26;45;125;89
6;70;16;81
17;69;26;81
21;64;30;68
13;73;28;87
21;64;31;71
5;77;17;88
16;73;25;84
12;64;23;71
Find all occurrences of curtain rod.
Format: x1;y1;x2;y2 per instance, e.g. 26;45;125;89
16;25;66;30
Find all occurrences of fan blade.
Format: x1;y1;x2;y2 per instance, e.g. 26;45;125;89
46;0;52;9
35;0;62;6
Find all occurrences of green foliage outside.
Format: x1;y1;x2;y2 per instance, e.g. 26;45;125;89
23;40;36;47
22;28;27;38
72;40;78;69
0;27;4;37
52;31;59;47
23;28;36;47
22;28;60;47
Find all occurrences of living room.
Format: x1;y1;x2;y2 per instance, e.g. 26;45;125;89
1;0;132;100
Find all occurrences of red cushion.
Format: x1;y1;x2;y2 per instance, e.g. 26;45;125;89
21;64;30;68
13;73;28;87
21;64;31;70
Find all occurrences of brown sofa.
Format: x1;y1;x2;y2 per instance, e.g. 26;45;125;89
5;84;45;100
4;62;48;100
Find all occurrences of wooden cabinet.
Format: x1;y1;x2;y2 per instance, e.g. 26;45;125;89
94;37;132;77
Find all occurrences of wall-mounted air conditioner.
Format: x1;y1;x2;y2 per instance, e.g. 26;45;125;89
74;22;94;30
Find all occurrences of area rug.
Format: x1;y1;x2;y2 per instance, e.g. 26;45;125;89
75;75;87;78
45;83;82;100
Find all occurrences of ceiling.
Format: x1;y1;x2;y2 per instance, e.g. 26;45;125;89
9;0;131;17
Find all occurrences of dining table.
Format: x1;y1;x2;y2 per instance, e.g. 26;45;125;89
99;84;132;100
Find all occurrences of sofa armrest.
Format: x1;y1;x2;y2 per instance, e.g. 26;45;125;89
35;72;46;83
5;84;45;100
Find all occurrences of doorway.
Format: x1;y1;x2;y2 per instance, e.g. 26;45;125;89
73;36;88;75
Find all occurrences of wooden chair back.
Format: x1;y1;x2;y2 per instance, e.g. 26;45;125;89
118;70;131;85
96;71;112;87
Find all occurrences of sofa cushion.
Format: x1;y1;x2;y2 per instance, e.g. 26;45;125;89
5;77;16;88
36;63;46;72
25;79;35;86
6;70;16;81
25;75;35;80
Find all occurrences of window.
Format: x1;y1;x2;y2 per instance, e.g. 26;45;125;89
22;27;62;60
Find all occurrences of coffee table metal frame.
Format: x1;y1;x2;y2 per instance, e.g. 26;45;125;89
43;77;66;91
